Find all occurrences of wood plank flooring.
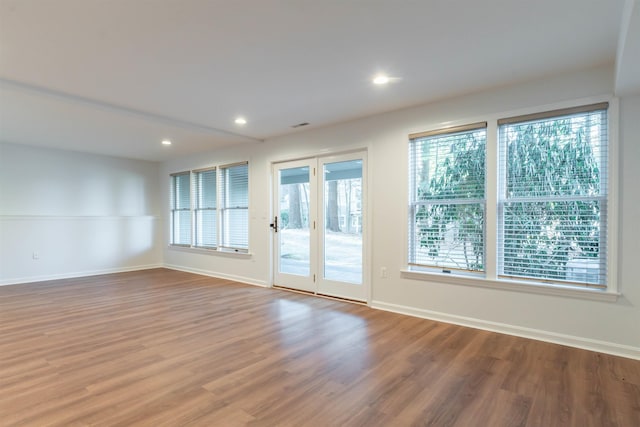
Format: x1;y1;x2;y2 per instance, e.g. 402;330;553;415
1;268;638;426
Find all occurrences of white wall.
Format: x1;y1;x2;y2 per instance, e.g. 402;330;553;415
162;65;639;358
0;143;162;284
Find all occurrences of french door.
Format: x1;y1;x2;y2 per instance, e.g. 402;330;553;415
272;152;367;301
272;158;317;292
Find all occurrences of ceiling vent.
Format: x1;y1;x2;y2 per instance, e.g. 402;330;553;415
291;122;309;128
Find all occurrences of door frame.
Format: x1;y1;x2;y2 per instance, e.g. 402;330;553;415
270;149;370;305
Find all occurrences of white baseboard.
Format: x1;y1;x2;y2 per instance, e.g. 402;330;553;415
0;264;164;286
163;264;268;288
371;300;640;361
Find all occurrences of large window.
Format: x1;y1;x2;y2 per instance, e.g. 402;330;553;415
170;172;191;246
408;102;611;290
498;103;608;288
220;163;249;251
409;123;487;273
170;162;249;253
194;168;217;248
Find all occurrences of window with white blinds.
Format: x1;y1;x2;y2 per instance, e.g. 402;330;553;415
407;102;613;292
194;168;217;248
498;103;608;288
409;123;486;273
220;162;249;251
169;162;249;253
170;172;191;246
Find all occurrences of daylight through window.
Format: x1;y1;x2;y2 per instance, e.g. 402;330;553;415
408;102;610;290
170;162;249;253
409;123;487;273
498;103;608;287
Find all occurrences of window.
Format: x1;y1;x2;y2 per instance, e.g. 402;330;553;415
408;102;611;291
194;168;217;248
409;123;487;273
220;163;249;251
169;162;249;253
498;103;608;288
170;172;191;246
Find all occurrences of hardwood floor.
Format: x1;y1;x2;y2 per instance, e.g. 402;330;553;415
1;269;638;426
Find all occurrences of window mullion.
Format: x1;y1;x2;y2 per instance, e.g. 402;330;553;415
485;121;498;280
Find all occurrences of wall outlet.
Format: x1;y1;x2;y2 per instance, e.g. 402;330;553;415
380;267;387;278
32;251;39;260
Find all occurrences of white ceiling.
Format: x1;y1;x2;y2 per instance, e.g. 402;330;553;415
1;0;638;162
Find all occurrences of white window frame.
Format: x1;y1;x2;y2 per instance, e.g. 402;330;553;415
408;122;487;275
497;103;609;288
402;97;619;302
219;162;250;253
193;167;217;249
169;171;191;247
169;161;250;256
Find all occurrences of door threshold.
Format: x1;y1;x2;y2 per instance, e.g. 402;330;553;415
272;285;315;296
317;293;367;305
272;285;367;306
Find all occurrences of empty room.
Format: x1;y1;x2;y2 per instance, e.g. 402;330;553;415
1;1;639;426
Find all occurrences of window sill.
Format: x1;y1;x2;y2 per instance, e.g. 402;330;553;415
400;269;620;302
168;245;252;259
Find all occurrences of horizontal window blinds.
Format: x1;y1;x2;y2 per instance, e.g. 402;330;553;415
498;105;608;288
409;123;487;272
194;168;217;248
220;163;249;251
170;163;250;253
170;172;191;246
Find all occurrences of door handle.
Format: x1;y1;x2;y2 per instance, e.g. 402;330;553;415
269;216;278;233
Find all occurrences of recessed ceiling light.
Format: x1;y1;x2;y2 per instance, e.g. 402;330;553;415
161;139;172;146
235;117;247;125
373;74;390;85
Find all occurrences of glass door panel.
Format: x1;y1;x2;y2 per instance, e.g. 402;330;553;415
273;160;316;292
323;160;363;284
279;166;310;276
318;154;366;301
